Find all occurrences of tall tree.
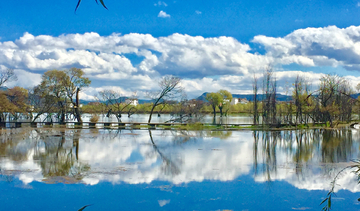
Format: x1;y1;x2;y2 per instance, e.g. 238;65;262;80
253;74;259;125
148;76;182;123
218;90;233;117
293;75;313;125
6;87;29;120
206;92;222;119
0;91;16;123
36;70;68;123
262;68;277;125
65;68;91;123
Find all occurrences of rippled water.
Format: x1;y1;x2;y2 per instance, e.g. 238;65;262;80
1;128;360;210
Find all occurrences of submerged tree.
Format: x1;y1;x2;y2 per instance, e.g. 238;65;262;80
64;68;91;123
29;87;58;122
205;90;233;120
253;74;259;125
218;90;233;117
205;92;222;119
292;75;313;125
6;87;29;120
0;91;15;123
313;74;355;126
262;68;278;126
36;70;68;123
34;68;90;123
98;89;137;122
148;76;182;123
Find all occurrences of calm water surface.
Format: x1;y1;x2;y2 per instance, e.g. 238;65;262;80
1;128;360;210
22;113;255;124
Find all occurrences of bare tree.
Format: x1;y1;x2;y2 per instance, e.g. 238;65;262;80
262;68;278;126
317;74;354;125
253;74;259;125
98;89;137;122
293;75;312;125
356;83;360;121
166;93;204;123
28;87;58;122
148;76;182;123
0;68;17;87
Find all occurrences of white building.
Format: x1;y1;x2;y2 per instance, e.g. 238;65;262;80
125;99;139;106
230;98;249;105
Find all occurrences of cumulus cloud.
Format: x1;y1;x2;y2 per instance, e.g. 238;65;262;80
0;32;271;97
158;10;170;18
1;26;360;99
195;10;202;15
253;25;360;71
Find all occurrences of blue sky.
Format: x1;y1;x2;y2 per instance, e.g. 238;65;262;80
1;0;360;99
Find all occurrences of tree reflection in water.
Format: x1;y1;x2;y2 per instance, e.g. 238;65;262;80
0;128;92;184
0;127;359;191
253;129;357;182
149;130;181;176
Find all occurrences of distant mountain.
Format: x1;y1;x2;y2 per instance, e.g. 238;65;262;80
79;99;94;105
80;97;153;105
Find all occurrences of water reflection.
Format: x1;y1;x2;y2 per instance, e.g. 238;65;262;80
72;113;255;124
1;128;360;193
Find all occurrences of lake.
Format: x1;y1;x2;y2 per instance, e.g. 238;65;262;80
15;113;256;124
1;127;360;210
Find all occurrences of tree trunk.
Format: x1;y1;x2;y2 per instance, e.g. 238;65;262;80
148;104;156;123
57;101;65;123
212;105;216;119
60;109;65;123
32;113;42;123
75;88;82;123
116;114;122;123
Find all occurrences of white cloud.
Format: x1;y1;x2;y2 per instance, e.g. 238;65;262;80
158;10;170;18
1;26;360;99
253;25;360;71
158;200;170;207
195;10;202;15
3;129;360;196
154;1;168;6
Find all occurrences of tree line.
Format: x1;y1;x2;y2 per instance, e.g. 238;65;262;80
0;67;359;126
0;68;184;124
251;68;358;127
